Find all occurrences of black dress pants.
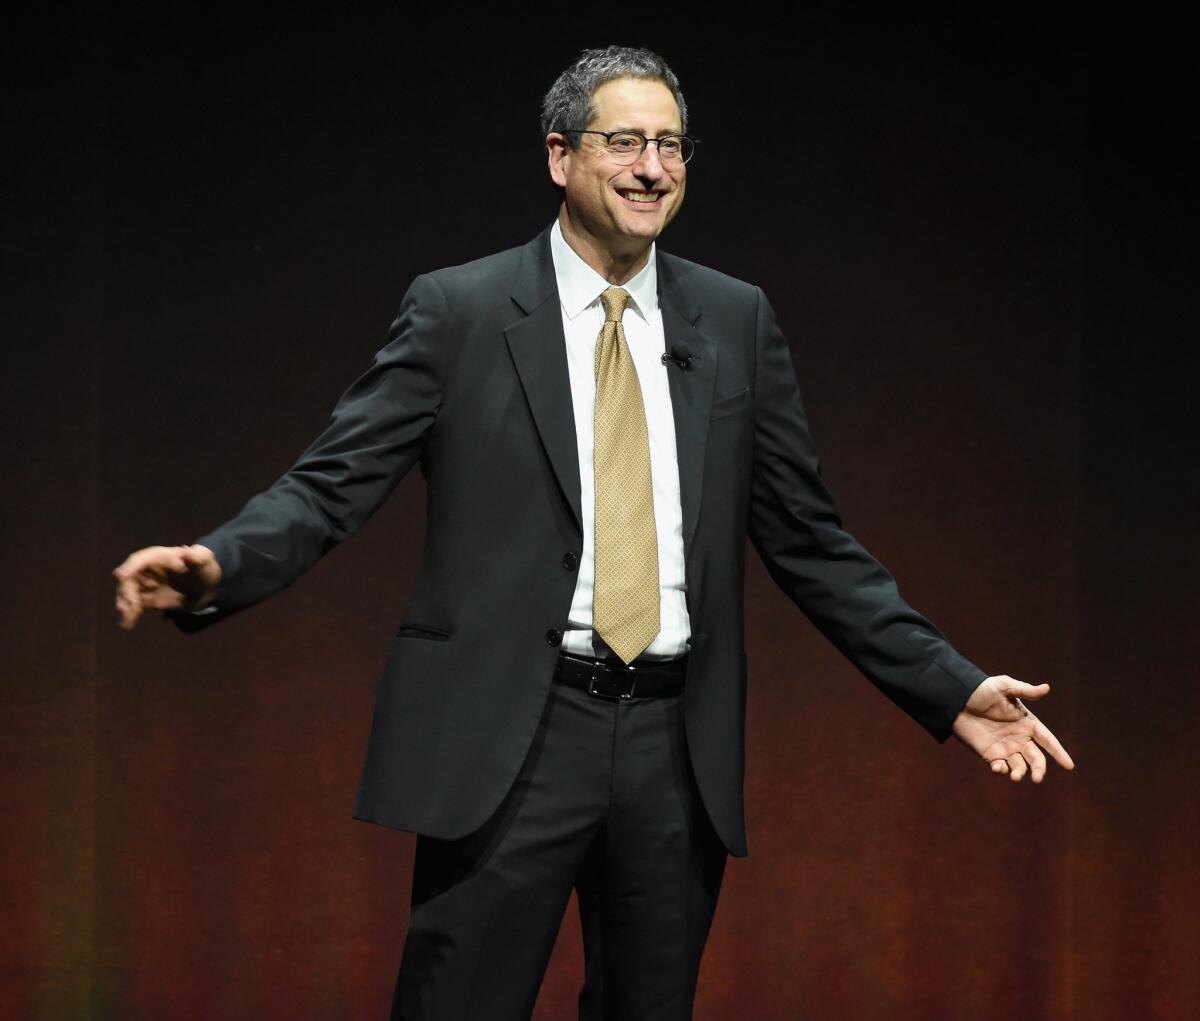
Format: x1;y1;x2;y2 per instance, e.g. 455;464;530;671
390;674;728;1020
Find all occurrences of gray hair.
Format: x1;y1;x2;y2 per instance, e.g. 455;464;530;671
540;45;688;146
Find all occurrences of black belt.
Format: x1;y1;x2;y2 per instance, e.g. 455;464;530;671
554;650;687;700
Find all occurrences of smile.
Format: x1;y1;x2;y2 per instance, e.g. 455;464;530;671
617;189;664;204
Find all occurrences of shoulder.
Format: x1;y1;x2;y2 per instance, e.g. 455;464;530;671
418;236;537;305
657;250;761;306
389;232;546;337
430;244;525;287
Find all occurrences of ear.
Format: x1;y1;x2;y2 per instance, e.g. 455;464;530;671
547;132;571;188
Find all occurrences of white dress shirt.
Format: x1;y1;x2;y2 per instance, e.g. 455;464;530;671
550;219;691;660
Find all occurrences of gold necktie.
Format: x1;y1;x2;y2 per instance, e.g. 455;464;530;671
592;286;660;664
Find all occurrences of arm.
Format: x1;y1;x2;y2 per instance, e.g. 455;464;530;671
744;288;1072;778
113;273;450;632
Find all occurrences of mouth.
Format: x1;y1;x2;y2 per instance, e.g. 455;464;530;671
616;188;667;207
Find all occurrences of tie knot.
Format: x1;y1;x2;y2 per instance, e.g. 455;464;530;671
600;286;631;323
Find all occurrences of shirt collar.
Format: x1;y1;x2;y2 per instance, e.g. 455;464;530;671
550;218;658;324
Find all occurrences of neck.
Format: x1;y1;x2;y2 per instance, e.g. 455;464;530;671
557;206;651;285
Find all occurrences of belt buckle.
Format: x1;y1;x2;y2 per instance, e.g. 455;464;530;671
587;659;637;700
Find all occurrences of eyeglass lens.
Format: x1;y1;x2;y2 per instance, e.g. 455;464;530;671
604;132;694;165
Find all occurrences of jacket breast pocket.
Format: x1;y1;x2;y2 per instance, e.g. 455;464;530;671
395;622;453;641
710;386;750;422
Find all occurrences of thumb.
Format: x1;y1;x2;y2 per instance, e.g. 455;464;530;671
1006;680;1050;701
178;545;215;571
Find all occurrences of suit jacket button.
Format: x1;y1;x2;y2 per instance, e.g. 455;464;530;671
545;629;562;647
562;552;578;571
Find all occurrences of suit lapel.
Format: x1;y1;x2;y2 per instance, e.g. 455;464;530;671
503;234;719;549
504;229;584;533
658;253;718;556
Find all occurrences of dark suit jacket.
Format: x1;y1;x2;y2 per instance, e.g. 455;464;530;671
175;224;986;857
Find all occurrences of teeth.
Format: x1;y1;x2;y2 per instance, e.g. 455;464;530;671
622;191;659;203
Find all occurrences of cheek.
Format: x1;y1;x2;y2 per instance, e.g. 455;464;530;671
668;178;686;212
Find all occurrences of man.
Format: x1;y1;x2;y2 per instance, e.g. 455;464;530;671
114;46;1073;1020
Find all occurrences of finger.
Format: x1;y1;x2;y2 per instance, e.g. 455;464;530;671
1025;739;1048;783
163;547;212;580
1007;752;1027;782
115;583;143;630
115;576;142;610
139;586;186;611
124;550;189;589
991;759;1009;775
113;545;171;580
181;544;219;579
1033;719;1075;771
114;548;186;592
135;570;165;592
158;548;189;574
1004;680;1051;701
112;550;148;580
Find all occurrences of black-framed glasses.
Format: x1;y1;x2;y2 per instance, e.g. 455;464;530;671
565;129;698;166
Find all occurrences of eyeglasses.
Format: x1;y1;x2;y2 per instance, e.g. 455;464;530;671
565;129;698;166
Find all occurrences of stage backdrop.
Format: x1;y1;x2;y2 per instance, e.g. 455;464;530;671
3;11;1196;1020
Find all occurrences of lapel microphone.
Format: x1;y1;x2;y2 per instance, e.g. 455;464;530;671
661;344;700;371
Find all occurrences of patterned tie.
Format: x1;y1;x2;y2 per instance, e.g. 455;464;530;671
592;286;660;664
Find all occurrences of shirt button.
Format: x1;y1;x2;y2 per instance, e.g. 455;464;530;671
544;629;562;647
562;552;579;571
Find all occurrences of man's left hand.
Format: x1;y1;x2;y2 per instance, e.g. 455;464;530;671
952;675;1075;782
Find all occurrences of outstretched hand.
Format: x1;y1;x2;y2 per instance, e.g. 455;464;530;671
113;544;222;631
952;675;1074;782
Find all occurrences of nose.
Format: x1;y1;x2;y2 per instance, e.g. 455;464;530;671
631;140;666;181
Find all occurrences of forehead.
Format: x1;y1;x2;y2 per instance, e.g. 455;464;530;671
589;77;681;132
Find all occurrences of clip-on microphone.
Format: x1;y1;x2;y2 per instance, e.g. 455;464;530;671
661;344;700;371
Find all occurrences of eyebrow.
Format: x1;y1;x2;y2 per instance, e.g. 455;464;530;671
604;126;684;135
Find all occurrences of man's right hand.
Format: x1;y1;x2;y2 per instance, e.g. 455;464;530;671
113;544;222;631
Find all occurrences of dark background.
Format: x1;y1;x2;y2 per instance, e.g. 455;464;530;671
3;7;1196;1019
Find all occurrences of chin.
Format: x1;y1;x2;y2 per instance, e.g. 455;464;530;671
618;218;666;241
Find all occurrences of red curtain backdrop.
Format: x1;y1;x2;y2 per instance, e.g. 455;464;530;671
3;11;1195;1019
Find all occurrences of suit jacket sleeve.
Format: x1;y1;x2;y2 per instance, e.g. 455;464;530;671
745;286;986;740
171;273;449;632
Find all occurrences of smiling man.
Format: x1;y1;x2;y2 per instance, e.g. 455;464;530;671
114;45;1073;1020
549;74;687;279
